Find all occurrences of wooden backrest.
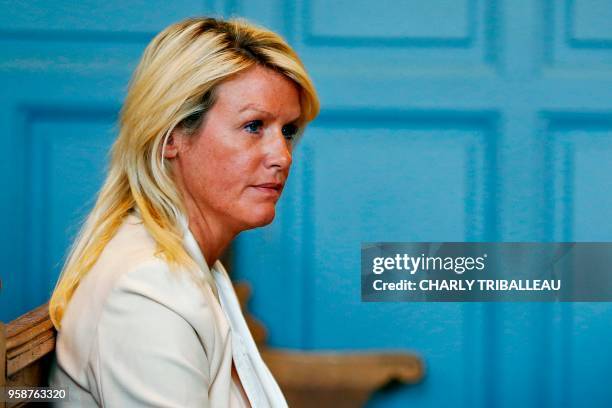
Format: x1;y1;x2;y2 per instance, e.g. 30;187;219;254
1;286;423;407
1;303;56;408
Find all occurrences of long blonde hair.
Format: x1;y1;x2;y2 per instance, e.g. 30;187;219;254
49;17;319;329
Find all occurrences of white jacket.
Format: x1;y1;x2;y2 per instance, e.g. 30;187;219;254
49;214;287;407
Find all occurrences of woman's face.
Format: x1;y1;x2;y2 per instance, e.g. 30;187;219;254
168;65;302;235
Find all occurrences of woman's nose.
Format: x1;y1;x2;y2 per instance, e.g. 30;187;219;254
264;130;292;170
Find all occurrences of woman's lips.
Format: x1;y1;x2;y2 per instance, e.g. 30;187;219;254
252;183;283;198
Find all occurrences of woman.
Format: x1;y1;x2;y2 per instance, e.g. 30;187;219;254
48;17;319;407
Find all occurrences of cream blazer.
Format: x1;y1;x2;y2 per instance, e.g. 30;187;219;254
49;214;287;407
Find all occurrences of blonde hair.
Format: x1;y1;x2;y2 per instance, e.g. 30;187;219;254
49;17;319;329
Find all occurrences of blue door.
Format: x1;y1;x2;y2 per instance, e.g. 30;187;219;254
2;1;612;407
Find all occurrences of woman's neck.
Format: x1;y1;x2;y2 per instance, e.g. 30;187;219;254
187;212;236;268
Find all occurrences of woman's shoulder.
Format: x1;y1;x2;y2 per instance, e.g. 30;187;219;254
55;215;227;386
69;214;218;319
71;214;167;308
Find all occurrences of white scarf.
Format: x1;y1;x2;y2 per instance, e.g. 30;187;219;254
179;215;288;408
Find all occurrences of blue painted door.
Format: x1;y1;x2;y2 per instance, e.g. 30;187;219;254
2;1;612;407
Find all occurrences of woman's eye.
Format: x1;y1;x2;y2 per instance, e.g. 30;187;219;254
282;124;299;140
244;120;263;133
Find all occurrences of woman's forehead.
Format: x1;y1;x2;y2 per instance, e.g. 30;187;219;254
214;66;302;118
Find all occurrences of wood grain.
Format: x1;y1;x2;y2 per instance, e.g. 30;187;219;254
2;302;55;408
5;304;50;341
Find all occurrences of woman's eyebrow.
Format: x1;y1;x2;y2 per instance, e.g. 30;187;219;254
238;104;271;115
239;104;301;122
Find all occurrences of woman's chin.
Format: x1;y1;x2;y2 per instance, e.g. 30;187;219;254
241;207;276;230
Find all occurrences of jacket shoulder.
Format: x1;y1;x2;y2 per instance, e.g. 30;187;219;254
55;216;226;388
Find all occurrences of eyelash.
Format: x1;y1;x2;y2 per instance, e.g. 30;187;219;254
282;124;299;140
243;120;299;141
244;120;263;134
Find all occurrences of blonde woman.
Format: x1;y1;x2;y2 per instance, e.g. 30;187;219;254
48;17;319;407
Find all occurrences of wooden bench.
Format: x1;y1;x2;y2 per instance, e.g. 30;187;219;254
1;303;56;408
2;284;423;407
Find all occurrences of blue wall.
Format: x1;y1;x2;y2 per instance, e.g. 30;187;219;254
1;1;612;406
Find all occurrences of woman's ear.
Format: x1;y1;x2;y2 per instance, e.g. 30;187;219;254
163;132;180;159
